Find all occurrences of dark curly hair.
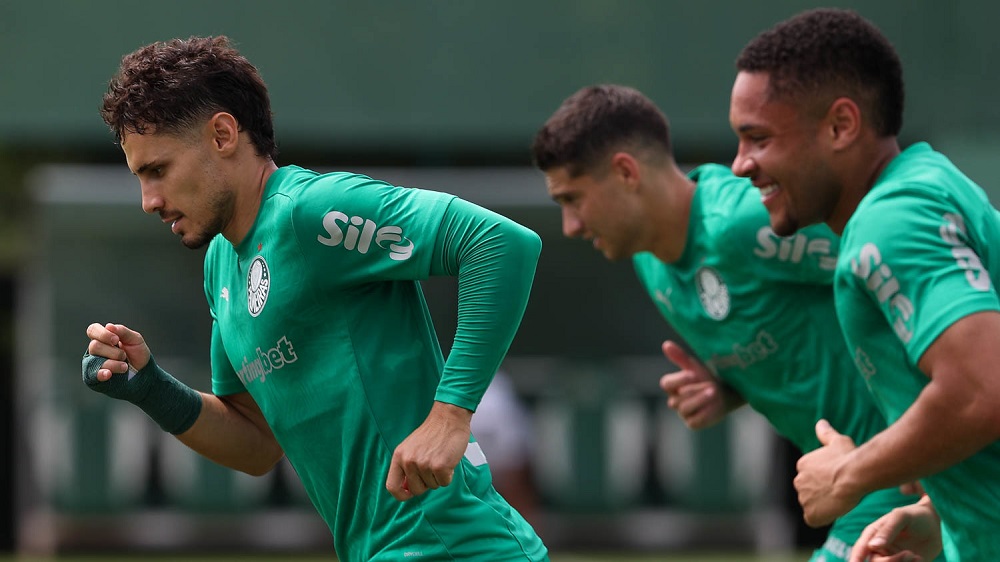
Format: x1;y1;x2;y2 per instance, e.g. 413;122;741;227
532;84;672;177
100;36;278;160
736;8;904;137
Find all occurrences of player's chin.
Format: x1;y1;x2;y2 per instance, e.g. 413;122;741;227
768;213;801;237
593;238;620;261
181;229;215;250
598;244;628;262
602;250;626;262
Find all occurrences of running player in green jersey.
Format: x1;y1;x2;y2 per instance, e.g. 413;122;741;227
531;84;926;562
730;8;1000;560
83;36;548;562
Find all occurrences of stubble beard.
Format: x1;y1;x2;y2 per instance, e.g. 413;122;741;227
182;189;236;250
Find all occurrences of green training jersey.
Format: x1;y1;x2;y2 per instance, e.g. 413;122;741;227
836;143;1000;560
632;164;914;555
203;166;547;562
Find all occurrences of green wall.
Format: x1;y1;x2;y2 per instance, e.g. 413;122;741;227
3;0;1000;163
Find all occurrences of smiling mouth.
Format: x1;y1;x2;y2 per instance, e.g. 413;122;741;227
759;184;778;197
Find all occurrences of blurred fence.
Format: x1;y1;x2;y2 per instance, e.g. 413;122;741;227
15;165;791;555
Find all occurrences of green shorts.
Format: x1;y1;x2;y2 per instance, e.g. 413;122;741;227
810;535;852;562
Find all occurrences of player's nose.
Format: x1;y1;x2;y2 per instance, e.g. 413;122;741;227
731;144;756;178
561;208;584;238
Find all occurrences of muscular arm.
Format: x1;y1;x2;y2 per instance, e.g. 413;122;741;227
833;310;1000;496
176;391;284;476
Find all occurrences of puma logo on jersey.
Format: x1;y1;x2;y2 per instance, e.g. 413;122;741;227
851;243;913;344
754;227;836;270
653;288;674;312
317;211;414;261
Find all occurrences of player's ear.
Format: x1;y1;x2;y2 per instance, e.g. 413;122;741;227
827;97;862;150
610;152;641;190
207;112;240;155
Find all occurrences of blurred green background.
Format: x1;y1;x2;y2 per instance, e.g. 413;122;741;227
2;0;998;559
2;555;810;562
0;553;806;562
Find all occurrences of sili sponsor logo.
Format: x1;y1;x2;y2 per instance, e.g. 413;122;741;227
754;227;837;270
317;211;414;261
850;243;913;344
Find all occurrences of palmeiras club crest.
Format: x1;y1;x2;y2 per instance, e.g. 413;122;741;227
695;266;730;320
247;256;270;317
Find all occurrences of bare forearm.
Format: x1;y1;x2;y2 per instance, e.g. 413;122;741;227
839;379;1000;496
175;393;284;476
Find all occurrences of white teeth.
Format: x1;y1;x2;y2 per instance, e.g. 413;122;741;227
760;184;778;196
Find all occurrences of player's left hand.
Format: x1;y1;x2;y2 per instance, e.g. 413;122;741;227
794;419;864;527
386;401;473;501
848;495;941;562
660;340;730;429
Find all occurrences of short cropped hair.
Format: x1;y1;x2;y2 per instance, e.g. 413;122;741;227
100;35;278;160
532;85;672;177
736;8;904;137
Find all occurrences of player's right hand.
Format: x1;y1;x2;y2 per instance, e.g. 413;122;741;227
385;401;471;501
84;323;152;382
659;340;728;429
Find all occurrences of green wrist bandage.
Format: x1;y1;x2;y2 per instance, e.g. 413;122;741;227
82;353;203;435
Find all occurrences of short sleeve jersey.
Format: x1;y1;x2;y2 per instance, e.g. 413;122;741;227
633;164;912;549
835;143;1000;559
202;166;546;562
